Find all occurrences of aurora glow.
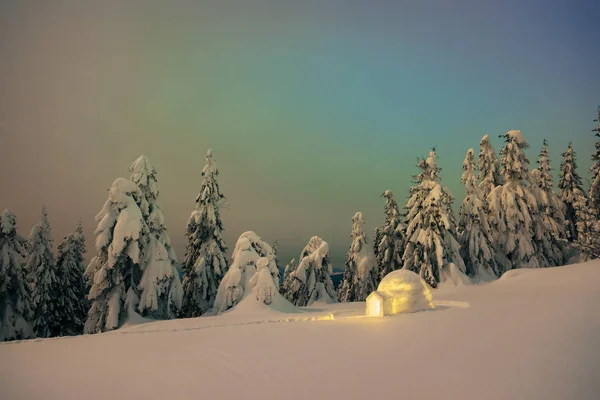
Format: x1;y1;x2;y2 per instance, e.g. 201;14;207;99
1;0;598;267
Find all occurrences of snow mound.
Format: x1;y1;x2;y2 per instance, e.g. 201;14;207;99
366;270;435;316
439;262;472;286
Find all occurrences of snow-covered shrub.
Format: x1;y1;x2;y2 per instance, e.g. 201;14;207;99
213;231;279;313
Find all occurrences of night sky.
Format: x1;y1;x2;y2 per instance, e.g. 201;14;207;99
1;0;598;268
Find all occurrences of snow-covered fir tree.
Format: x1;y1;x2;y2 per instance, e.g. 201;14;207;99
458;149;498;281
56;221;88;336
282;236;337;306
0;209;34;341
558;144;598;257
374;190;405;281
488;131;541;272
129;154;180;319
590;107;600;217
478;134;504;200
338;212;378;302
26;207;61;338
84;178;149;334
282;258;296;286
214;232;279;313
530;140;568;267
181;149;228;317
478;134;504;251
402;149;467;288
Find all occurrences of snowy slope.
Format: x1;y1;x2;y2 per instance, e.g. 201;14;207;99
2;260;600;400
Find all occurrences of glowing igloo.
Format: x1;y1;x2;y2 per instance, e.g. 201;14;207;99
366;270;434;317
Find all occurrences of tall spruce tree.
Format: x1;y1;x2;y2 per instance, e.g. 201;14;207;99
478;134;504;200
282;258;296;287
488;131;541;271
558;144;598;257
374;190;405;281
458;149;498;281
84;178;149;333
26;207;61;338
590;107;600;217
402;149;467;288
0;209;34;341
338;212;378;302
129;155;181;319
56;221;87;336
530;140;568;267
181;149;228;317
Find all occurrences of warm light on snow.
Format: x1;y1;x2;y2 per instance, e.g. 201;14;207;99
366;270;434;317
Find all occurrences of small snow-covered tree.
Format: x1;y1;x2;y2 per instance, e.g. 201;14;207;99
56;221;88;336
458;149;498;281
558;144;598;257
129;155;180;319
402;149;467;288
488;131;541;272
282;258;296;286
84;178;148;334
282;236;337;306
374;190;405;281
214;231;279;313
181;149;228;317
530;140;568;267
26;207;61;338
590;107;600;217
338;212;378;302
0;210;34;341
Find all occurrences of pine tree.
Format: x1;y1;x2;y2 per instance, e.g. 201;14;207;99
558;144;598;257
590;107;600;217
530;140;568;267
458;149;498;281
129;155;180;319
181;149;228;317
402;149;467;288
338;212;378;302
84;178;149;334
282;236;337;306
374;191;405;281
56;221;87;336
26;207;61;338
0;209;34;341
214;232;279;313
488;131;541;272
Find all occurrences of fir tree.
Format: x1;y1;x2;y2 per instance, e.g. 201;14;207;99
0;209;34;341
374;190;405;281
530;140;568;267
338;212;378;302
26;207;61;338
84;178;149;333
282;236;337;306
129;155;180;319
181;149;228;317
590;107;600;217
402;149;467;288
478;134;504;200
56;221;87;336
458;149;498;281
488;131;541;272
558;144;598;257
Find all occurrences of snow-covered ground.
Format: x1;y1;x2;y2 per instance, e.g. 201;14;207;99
2;260;600;400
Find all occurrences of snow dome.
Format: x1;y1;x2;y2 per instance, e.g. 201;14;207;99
366;270;434;317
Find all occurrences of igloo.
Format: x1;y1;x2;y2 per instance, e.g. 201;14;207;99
365;269;435;317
